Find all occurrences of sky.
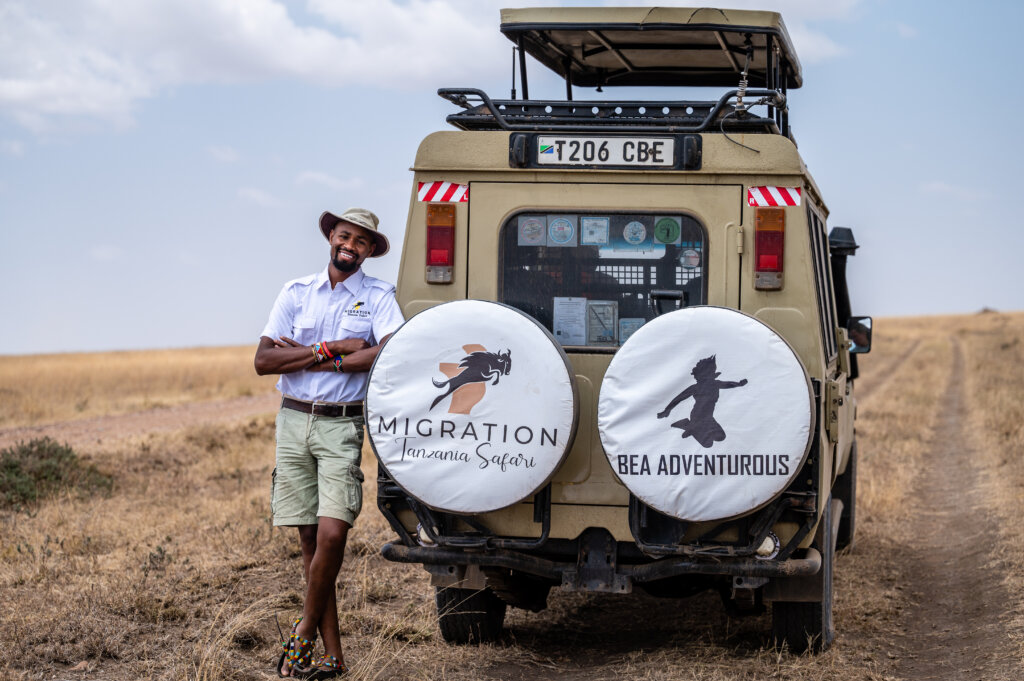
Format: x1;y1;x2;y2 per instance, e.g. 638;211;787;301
1;0;1021;355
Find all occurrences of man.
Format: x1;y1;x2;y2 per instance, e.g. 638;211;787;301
254;208;404;678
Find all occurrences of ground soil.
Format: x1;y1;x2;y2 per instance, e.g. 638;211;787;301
891;340;1019;680
0;393;279;452
2;336;1020;680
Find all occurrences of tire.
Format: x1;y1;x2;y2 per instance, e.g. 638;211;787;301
771;496;835;653
435;586;507;644
834;440;857;551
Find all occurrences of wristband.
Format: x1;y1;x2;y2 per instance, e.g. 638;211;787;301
312;342;327;363
333;355;346;373
321;341;334;359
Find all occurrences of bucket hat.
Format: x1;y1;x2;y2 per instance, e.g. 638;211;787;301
319;208;389;258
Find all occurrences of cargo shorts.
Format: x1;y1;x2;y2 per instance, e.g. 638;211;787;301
270;406;365;527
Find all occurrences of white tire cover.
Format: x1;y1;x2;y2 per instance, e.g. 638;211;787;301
597;307;813;522
366;300;578;514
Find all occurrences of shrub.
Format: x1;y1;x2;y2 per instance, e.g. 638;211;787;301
0;437;112;509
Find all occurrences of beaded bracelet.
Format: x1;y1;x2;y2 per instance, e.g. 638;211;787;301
311;342;327;363
333;355;345;373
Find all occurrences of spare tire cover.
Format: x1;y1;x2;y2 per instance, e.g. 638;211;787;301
366;300;578;515
597;306;813;522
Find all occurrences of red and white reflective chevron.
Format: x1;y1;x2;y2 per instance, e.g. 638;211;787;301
747;186;801;207
418;181;469;202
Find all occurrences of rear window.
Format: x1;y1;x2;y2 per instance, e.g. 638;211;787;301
499;211;707;350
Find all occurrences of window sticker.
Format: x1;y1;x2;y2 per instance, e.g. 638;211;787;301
654;217;682;245
547;215;577;247
518;215;546;246
580;216;610;245
623;220;647;245
680;248;701;269
619;317;645;344
553;297;587;345
587;300;618;346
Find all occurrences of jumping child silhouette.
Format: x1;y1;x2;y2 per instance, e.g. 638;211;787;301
656;355;747;448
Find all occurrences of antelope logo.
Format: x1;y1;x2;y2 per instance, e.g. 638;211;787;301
430;345;512;414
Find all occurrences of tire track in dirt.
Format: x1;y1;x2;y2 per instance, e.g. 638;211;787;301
0;393;280;451
893;338;1018;680
856;339;921;402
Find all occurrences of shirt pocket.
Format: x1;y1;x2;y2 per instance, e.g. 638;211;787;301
291;315;317;344
339;315;373;341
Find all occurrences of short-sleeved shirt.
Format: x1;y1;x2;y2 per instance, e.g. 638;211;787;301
260;267;404;403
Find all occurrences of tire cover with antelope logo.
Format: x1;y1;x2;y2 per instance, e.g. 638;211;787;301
366;300;579;514
597;306;813;522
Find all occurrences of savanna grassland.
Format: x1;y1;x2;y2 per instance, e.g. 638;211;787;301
0;346;278;428
0;312;1022;680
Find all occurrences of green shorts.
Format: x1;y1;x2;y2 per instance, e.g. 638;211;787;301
270;406;365;527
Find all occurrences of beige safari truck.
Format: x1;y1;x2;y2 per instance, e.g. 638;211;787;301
367;6;872;653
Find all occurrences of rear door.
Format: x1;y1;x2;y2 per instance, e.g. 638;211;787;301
467;181;742;499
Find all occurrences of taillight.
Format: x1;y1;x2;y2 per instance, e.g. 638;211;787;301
754;207;785;290
425;203;455;284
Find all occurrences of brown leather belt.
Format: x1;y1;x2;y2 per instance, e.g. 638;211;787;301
282;397;363;418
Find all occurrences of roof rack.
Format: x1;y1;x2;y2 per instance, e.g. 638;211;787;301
440;87;784;135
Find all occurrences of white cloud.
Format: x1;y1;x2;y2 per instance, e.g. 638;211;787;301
90;245;123;261
295;171;363;192
896;23;918;39
1;139;24;156
238;187;281;206
209;145;239;163
919;181;990;202
0;0;861;129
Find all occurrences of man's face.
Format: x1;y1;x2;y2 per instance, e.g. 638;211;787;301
329;222;376;273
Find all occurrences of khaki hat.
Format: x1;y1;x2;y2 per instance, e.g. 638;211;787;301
319;208;389;258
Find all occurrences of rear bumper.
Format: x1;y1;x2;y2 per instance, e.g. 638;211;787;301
381;541;821;584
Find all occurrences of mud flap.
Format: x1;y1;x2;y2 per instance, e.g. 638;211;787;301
765;498;842;602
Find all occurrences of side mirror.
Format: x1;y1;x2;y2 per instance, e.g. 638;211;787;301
847;316;872;354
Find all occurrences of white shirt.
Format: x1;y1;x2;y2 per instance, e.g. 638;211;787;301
260;267;405;403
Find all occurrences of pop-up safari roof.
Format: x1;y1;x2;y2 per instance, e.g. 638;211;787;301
499;6;802;89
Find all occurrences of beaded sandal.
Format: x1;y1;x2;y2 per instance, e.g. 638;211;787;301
277;617;316;678
302;654;348;680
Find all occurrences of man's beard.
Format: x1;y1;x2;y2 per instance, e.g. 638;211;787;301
332;251;359;272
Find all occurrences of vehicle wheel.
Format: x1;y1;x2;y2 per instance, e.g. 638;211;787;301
435;586;507;644
834;440;857;551
771;496;835;653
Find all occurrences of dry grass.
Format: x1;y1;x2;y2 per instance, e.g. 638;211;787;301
957;312;1024;658
1;313;1022;680
0;345;277;428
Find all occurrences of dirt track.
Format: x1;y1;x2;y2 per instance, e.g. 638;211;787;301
892;340;1019;680
0;393;280;452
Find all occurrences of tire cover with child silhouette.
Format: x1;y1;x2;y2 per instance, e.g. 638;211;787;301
366;300;579;515
597;306;813;522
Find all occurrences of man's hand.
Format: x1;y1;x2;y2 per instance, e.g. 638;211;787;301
328;338;370;356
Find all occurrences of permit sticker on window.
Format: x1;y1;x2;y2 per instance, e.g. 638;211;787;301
518;215;545;246
553;297;587;345
587;301;618;346
619;317;645;344
547;215;577;247
580;216;610;245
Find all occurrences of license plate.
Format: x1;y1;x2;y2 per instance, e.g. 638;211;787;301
536;136;675;167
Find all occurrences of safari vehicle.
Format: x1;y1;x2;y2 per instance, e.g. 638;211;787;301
366;7;871;653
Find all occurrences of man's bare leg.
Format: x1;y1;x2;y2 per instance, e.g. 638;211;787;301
291;518;349;673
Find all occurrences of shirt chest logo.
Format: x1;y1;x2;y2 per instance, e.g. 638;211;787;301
345;301;371;319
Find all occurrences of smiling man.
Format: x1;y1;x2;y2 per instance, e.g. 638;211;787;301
254;208;403;678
